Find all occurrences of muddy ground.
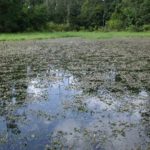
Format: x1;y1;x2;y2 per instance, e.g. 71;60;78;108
0;38;150;150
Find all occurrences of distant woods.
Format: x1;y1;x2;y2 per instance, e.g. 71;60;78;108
0;0;150;32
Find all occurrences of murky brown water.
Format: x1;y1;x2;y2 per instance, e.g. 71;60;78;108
0;38;150;150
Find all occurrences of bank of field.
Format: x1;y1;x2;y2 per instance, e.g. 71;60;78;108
0;31;150;41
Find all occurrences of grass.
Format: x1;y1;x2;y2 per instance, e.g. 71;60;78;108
0;31;150;41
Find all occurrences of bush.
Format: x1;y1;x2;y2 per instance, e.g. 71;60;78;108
126;25;143;32
142;24;150;31
46;22;71;32
106;19;123;31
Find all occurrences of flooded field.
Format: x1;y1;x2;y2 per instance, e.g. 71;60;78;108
0;38;150;150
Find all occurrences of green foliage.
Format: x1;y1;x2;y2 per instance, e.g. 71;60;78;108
0;0;149;32
126;25;143;32
140;0;150;25
142;25;150;31
0;0;24;32
28;4;48;30
46;22;70;32
107;19;123;30
0;0;48;32
108;0;150;31
80;0;104;28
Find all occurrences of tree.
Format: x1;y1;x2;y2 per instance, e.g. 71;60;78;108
0;0;24;32
0;0;149;32
80;0;104;29
108;0;150;30
27;4;48;30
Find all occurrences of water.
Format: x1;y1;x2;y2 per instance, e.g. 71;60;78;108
0;67;82;150
0;39;150;150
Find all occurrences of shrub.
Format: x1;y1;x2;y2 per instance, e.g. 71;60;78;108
126;25;143;32
46;22;70;32
106;19;123;31
142;24;150;31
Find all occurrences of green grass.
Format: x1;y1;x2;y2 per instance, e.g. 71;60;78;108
0;31;150;41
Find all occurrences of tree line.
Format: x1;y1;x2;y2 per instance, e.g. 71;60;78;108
0;0;150;32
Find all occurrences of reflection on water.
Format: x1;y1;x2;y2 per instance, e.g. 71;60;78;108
0;67;80;150
0;39;150;150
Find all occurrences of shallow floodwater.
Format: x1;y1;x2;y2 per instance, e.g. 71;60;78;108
0;39;150;150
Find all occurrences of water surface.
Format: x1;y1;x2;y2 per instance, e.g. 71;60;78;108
0;39;149;150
